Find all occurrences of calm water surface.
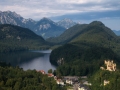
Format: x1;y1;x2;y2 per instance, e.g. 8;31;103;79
0;50;56;72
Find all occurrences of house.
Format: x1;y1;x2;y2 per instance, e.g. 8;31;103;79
37;70;46;74
78;84;88;90
64;76;79;85
83;81;92;86
54;76;57;80
100;67;105;70
56;79;64;85
66;79;73;85
48;73;54;77
104;80;110;86
78;87;86;90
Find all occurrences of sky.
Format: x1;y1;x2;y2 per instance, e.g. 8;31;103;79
0;0;120;30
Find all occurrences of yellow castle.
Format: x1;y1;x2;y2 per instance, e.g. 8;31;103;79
105;60;116;71
100;60;116;71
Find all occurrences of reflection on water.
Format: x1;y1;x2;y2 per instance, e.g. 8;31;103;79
0;50;56;72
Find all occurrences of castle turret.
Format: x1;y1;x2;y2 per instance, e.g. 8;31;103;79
104;60;116;71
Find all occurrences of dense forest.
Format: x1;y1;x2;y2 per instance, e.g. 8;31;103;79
0;24;50;52
46;24;88;44
50;21;120;76
50;44;120;76
0;62;66;90
89;70;120;90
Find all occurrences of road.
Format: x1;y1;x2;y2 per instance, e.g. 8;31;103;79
73;83;79;90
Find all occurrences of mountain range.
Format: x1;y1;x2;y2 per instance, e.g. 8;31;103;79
0;11;77;39
33;17;65;39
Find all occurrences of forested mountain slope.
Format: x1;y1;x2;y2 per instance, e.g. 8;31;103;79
0;24;49;52
47;24;87;44
50;21;120;76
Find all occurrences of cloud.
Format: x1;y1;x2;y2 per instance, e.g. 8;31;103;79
0;0;119;30
0;0;120;20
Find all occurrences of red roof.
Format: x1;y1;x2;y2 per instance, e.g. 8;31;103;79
37;70;46;74
48;73;54;77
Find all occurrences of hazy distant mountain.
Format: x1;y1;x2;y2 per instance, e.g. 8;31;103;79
57;18;77;29
113;30;120;36
0;11;66;39
34;17;65;39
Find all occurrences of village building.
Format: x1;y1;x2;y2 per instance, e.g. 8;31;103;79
64;76;79;85
83;81;92;86
56;79;64;85
104;80;110;86
48;73;54;77
100;66;105;70
78;84;89;90
37;70;46;74
66;79;73;85
54;76;57;80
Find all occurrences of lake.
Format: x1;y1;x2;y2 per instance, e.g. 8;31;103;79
0;50;56;73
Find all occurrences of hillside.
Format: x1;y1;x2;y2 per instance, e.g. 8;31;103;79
49;21;119;47
47;24;87;44
0;24;49;52
89;69;120;90
71;21;119;49
50;21;120;76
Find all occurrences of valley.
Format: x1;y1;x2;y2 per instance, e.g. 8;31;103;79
0;11;120;90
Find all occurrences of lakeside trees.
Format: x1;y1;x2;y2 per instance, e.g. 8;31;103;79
0;63;66;90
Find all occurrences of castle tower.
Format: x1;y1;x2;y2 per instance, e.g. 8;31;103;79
104;60;116;71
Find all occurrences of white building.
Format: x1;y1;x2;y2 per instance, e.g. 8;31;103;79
104;80;110;86
78;84;89;90
56;79;64;85
66;79;73;85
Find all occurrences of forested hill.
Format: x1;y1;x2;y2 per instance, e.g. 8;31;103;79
71;21;117;43
0;24;49;52
50;21;120;76
46;24;87;44
47;21;118;45
70;21;120;50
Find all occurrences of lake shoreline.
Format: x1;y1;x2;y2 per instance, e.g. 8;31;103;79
0;50;56;73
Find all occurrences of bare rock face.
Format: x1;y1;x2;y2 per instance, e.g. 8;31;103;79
57;18;77;29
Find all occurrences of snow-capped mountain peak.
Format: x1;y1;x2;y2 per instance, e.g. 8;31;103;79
57;18;77;29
